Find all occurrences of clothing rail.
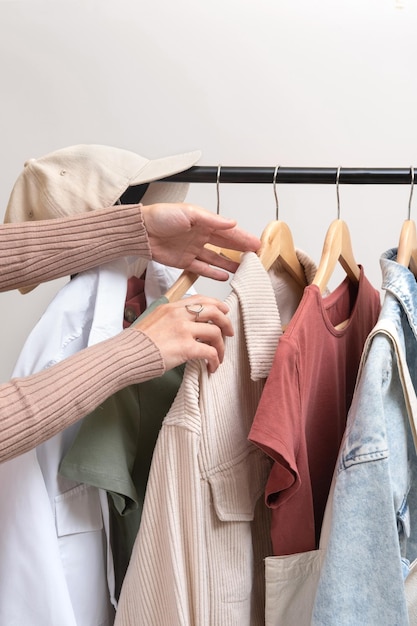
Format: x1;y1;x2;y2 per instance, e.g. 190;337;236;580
161;166;416;185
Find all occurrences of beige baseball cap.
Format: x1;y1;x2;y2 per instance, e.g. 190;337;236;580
4;144;201;223
4;144;201;292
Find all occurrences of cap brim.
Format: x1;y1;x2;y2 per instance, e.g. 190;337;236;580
129;150;201;186
140;181;190;205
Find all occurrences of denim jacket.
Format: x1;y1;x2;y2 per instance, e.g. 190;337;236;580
312;249;417;625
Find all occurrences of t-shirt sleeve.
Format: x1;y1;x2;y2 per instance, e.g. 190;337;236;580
249;336;302;509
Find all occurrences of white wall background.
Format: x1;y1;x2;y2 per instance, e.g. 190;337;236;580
1;0;416;382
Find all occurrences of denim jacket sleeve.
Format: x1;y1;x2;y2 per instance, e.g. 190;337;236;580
313;330;415;625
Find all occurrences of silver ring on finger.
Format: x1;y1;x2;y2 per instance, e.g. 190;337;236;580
185;303;204;321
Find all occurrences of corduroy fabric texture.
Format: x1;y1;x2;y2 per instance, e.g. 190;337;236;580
115;250;318;626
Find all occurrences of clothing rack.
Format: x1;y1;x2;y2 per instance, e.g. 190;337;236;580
162;166;415;185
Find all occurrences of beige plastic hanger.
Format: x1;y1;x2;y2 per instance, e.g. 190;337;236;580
257;166;307;287
312;166;361;294
396;166;417;278
165;165;242;303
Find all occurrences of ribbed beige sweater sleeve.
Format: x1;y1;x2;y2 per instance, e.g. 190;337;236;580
0;204;164;463
0;204;151;292
0;327;165;464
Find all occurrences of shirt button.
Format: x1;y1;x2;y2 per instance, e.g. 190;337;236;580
124;306;138;324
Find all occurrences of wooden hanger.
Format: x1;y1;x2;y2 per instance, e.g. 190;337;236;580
164;244;242;303
312;168;360;294
256;166;307;287
164;269;200;303
312;219;361;293
397;220;417;277
257;220;307;286
396;167;417;277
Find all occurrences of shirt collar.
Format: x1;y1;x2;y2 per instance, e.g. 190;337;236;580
380;247;417;339
230;250;317;380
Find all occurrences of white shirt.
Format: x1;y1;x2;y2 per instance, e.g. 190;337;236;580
0;257;194;626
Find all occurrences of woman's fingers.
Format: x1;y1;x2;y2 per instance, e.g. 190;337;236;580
184;298;233;335
141;202;261;277
185;248;240;280
133;295;233;373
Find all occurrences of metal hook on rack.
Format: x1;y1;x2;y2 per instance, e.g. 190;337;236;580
408;166;415;220
336;166;341;219
273;166;280;220
216;164;221;215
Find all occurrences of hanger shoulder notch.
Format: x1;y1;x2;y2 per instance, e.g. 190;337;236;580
313;219;360;293
257;221;306;287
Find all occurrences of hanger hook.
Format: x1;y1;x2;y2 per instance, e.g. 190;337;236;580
273;166;280;220
216;164;221;215
336;166;341;219
408;166;415;220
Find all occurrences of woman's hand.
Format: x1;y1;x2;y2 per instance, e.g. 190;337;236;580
132;295;234;373
141;202;261;280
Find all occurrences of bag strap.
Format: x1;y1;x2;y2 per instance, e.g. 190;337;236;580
358;318;417;453
320;318;417;550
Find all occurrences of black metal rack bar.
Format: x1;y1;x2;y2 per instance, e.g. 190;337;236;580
161;166;415;185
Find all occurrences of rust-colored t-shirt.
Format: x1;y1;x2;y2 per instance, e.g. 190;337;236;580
249;269;381;555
